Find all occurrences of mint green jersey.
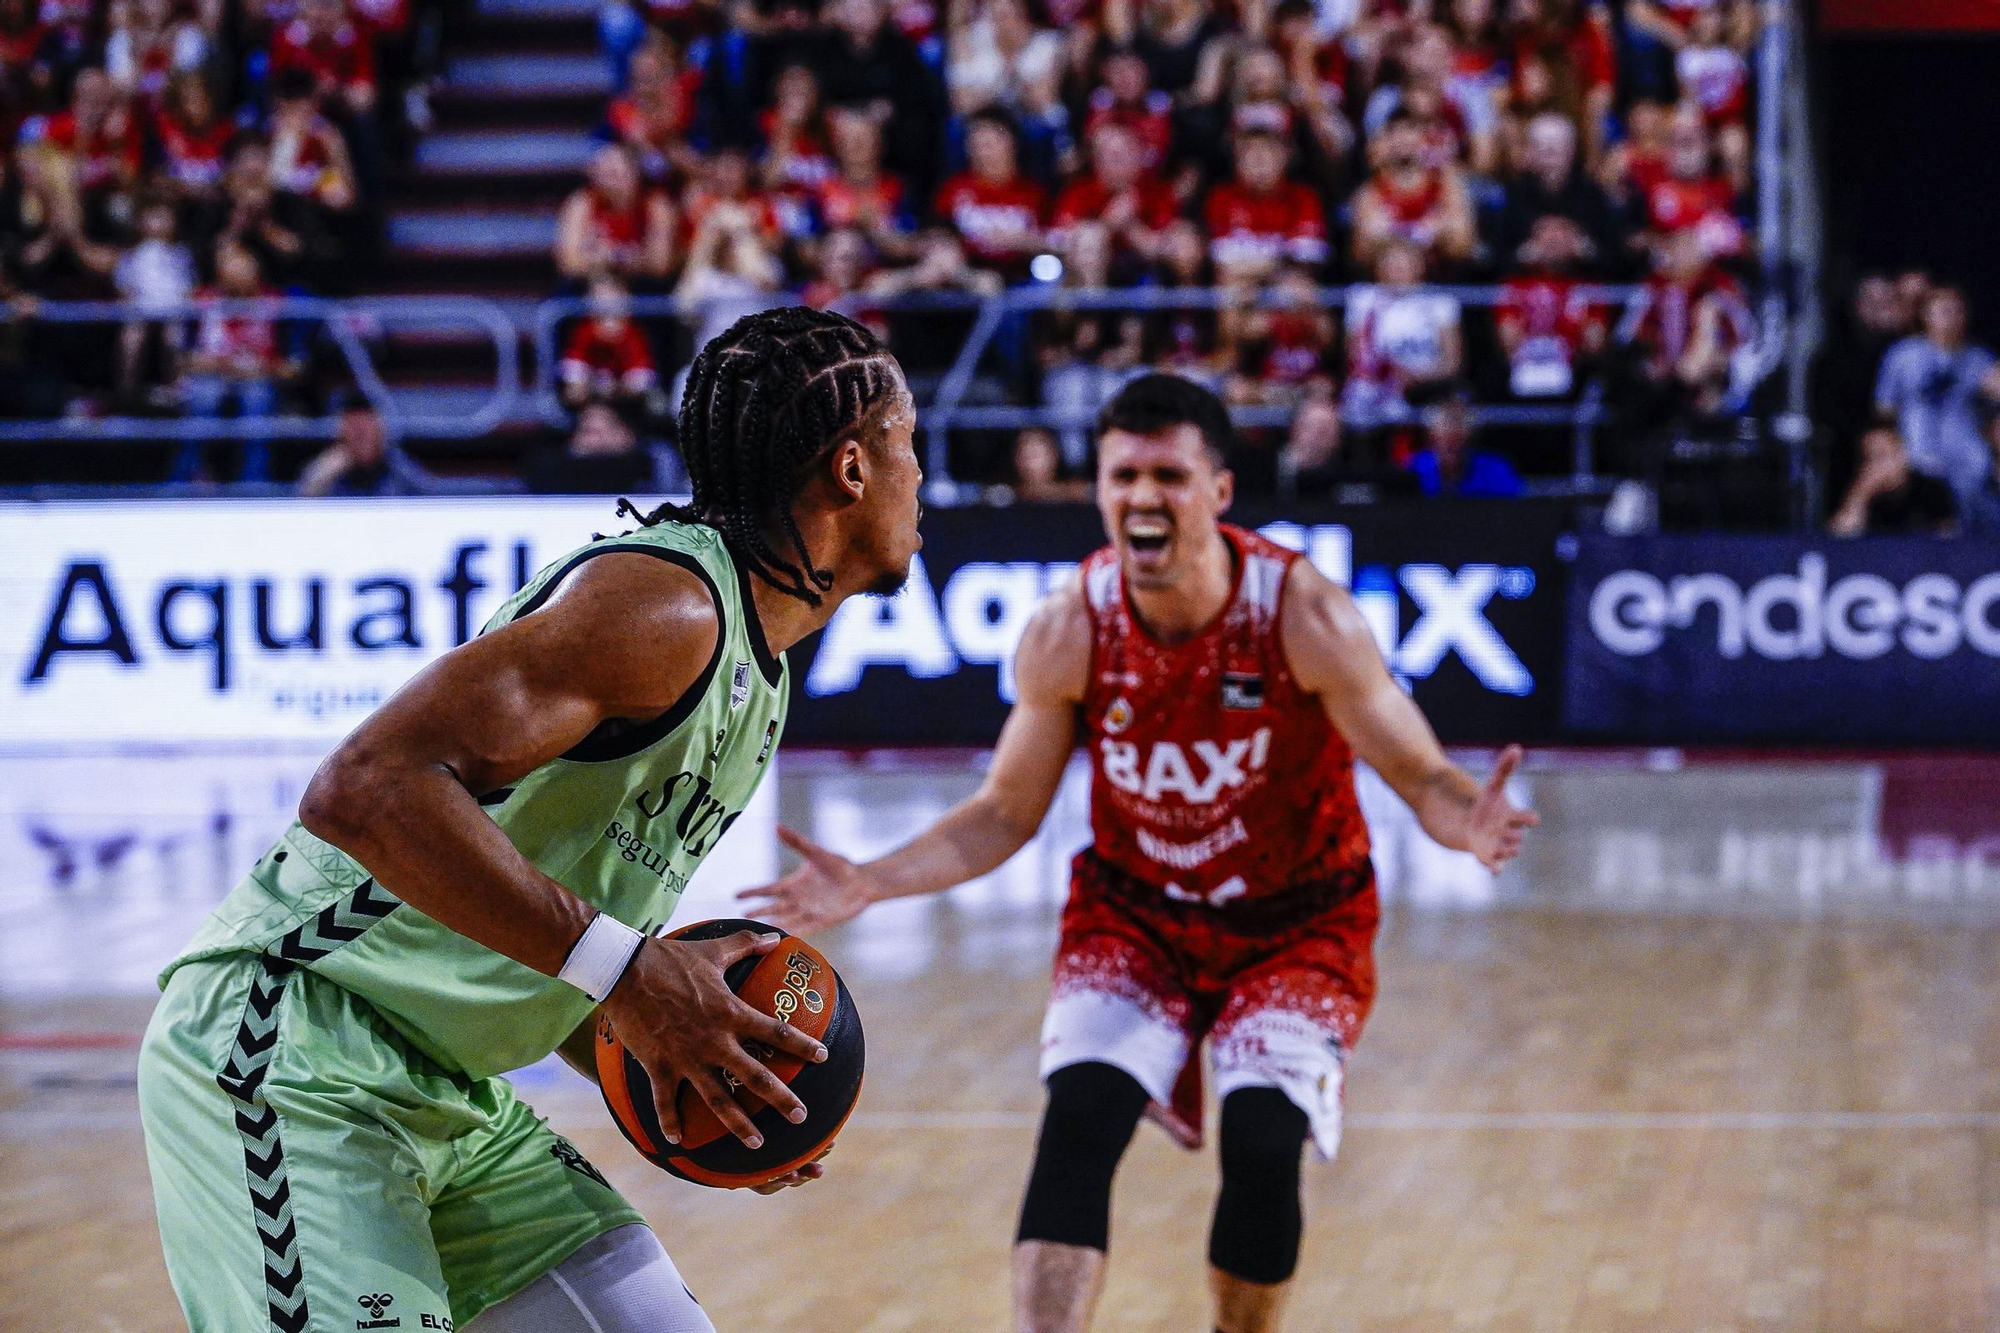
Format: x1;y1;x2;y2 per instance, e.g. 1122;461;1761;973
161;520;789;1079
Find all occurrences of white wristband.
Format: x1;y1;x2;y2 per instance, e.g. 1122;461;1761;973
557;913;645;1003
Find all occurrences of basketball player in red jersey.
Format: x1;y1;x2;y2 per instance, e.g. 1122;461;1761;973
744;373;1536;1333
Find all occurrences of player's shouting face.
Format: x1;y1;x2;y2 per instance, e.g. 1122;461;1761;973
1096;420;1235;592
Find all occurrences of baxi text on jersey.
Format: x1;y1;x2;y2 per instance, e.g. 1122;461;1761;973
1100;728;1273;805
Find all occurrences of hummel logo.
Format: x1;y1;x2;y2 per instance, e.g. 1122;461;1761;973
357;1293;400;1328
550;1140;610;1190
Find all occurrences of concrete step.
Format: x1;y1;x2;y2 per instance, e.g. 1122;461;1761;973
388;209;557;256
414;129;599;176
446;52;609;98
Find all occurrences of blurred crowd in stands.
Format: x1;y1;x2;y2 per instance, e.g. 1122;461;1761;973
0;0;433;448
0;0;1772;501
559;0;1766;498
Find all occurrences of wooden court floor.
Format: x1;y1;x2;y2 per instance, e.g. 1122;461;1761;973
5;755;2000;1331
6;908;1999;1332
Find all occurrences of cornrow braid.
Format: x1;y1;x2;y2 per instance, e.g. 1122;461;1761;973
631;306;902;606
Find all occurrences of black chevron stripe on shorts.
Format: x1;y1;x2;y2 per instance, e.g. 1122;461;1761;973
217;958;310;1333
268;878;400;965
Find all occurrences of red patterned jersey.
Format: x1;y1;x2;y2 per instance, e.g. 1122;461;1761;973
271;18;376;95
933;172;1047;265
1204;180;1328;269
1077;524;1371;909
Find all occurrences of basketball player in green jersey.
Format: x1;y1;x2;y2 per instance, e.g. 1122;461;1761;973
137;309;922;1333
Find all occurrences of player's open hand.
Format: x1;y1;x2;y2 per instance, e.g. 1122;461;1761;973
598;930;828;1150
735;827;876;935
1467;744;1539;873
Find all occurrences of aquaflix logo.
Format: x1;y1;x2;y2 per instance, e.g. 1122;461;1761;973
19;541;539;692
805;523;1539;701
1588;553;2000;661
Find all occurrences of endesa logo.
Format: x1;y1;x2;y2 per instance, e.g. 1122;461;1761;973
1588;553;2000;661
806;523;1540;702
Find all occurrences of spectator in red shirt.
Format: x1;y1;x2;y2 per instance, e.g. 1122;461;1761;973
1203;126;1327;283
268;67;357;216
1224;260;1337;407
760;62;835;235
682;147;783;248
1617;226;1752;417
1364;23;1499;176
1599;95;1669;205
556;143;678;288
155;72;236;200
1350;111;1477;271
1634;102;1742;262
40;66;144;208
272;0;376;115
1497;214;1607;398
933;108;1046;278
559;274;661;413
1674;3;1749;190
1508;0;1614;168
1084;50;1173;172
1051;120;1178;276
175;238;296;482
815;103;913;255
608;36;704;187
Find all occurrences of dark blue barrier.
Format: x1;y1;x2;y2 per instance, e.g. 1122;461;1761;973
1565;534;2000;744
784;500;1574;747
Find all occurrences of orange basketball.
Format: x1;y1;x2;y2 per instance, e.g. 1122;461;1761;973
594;918;865;1188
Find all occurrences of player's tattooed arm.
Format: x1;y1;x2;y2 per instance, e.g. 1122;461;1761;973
1280;560;1537;872
299;553;825;1147
740;582;1091;933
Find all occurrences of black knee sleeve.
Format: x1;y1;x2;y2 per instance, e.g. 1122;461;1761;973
1208;1087;1310;1285
1015;1062;1149;1251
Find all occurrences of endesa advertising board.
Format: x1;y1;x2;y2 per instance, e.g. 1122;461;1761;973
0;497;1572;749
1566;534;2000;744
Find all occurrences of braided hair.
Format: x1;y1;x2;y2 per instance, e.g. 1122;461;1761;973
627;306;904;606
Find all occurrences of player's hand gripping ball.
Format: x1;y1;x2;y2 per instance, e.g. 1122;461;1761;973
595;918;864;1188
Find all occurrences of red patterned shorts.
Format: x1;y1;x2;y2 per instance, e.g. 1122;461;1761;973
1039;851;1379;1158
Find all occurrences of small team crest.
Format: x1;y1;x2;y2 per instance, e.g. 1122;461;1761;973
1221;672;1265;710
1103;696;1134;734
730;660;752;710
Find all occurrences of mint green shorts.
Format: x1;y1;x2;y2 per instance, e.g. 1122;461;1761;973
138;954;644;1332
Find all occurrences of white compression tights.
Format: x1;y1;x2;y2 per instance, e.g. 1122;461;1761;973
468;1224;717;1333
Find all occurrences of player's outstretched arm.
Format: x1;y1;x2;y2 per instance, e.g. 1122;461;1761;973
738;585;1091;933
1280;560;1538;872
299;553;825;1149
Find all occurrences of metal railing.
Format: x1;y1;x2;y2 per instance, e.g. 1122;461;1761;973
0;295;521;441
3;279;1778;502
530;283;1662;496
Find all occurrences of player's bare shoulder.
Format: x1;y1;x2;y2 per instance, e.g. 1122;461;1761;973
1013;574;1094;708
501;550;723;721
1278;555;1392;697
